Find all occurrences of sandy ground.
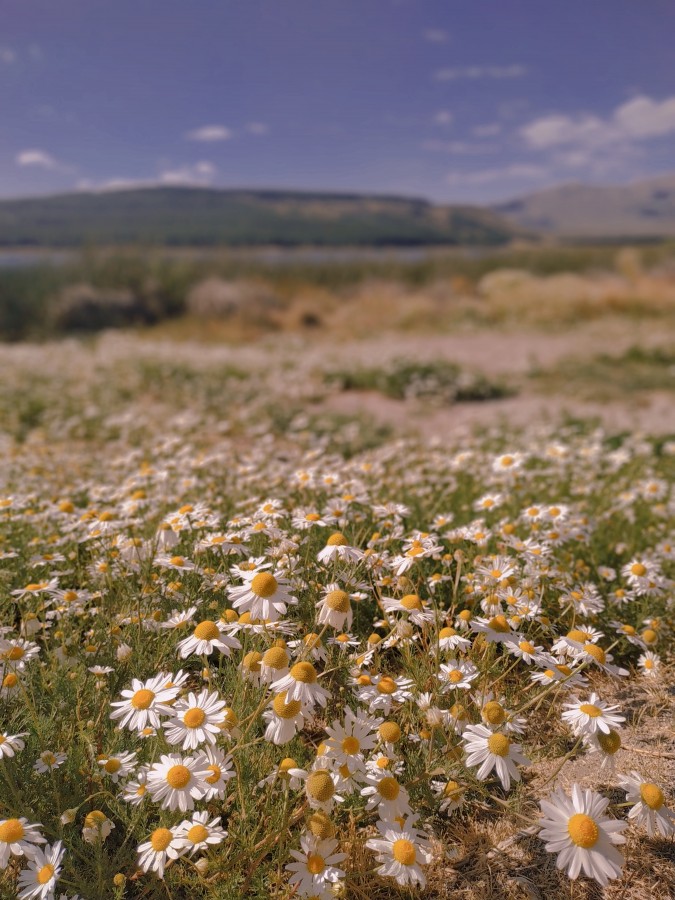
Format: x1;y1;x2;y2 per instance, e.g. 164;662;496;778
307;320;675;436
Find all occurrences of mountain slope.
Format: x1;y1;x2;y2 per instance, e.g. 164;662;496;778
0;187;516;247
495;174;675;238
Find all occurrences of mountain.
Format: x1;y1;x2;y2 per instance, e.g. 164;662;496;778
495;174;675;238
0;187;516;247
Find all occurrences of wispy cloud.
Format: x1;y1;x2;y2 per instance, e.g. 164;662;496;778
159;161;216;185
446;163;547;186
423;28;448;44
435;64;527;82
473;123;502;138
245;122;269;135
433;110;453;127
78;161;218;193
16;149;62;170
0;47;16;65
521;94;675;152
185;125;232;142
423;140;495;155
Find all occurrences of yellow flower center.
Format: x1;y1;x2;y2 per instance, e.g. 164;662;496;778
642;629;657;645
306;770;334;802
250;573;278;598
84;810;107;828
379;722;401;743
37;864;55;885
439;627;457;639
170;556;185;566
488;615;510;633
201;765;221;786
620;625;636;635
7;647;24;661
640;783;664;810
400;594;422;610
567;813;599;848
583;644;606;664
630;563;647;577
307;853;325;875
307;810;334;839
183;708;206;728
483;701;506;725
519;641;535;654
325;590;350;612
326;532;348;546
487;733;511;757
448;669;463;684
377;776;400;800
166;765;191;789
272;693;302;719
342;736;360;754
377;677;398;695
262;646;288;669
131;689;155;710
150;827;173;852
566;629;588;643
243;651;263;673
194;620;220;641
104;758;122;773
290;662;317;684
444;780;462;797
392;838;416;866
0;819;24;843
579;703;602;717
187;824;209;844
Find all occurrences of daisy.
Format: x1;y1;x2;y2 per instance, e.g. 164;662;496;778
271;661;331;708
317;532;364;565
176;618;242;658
431;778;466;813
34;750;67;774
110;673;182;732
381;593;435;627
193;747;233;801
146;753;210;812
228;567;297;623
316;584;353;630
121;768;150;806
0;817;45;868
164;689;227;750
0;731;28;758
366;815;432;889
137;827;183;878
436;626;471;653
82;810;115;844
583;729;623;773
0;638;40;670
462;724;530;791
538;784;627;886
324;708;377;774
561;694;625;736
173;812;227;856
617;771;675;837
505;635;547;665
361;771;412;820
98;750;137;782
263;692;307;745
257;757;307;791
357;674;414;714
438;659;478;692
17;840;64;900
286;834;347;897
305;768;344;812
637;650;660;678
259;643;290;683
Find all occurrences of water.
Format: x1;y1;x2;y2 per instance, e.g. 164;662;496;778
0;250;73;269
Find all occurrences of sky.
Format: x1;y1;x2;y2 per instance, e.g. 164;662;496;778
2;0;675;204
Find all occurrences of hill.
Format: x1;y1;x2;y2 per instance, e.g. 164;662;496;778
495;174;675;239
0;187;516;247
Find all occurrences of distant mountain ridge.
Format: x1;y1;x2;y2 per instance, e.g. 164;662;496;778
0;187;516;247
495;174;675;238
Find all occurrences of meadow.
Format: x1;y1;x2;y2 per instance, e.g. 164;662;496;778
0;246;674;900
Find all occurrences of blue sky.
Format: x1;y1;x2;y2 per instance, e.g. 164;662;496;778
2;0;675;203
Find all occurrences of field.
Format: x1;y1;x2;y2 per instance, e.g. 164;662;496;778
0;246;674;900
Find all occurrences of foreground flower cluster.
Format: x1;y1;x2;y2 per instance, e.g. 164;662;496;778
0;337;672;899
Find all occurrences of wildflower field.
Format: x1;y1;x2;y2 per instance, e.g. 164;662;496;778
0;333;673;900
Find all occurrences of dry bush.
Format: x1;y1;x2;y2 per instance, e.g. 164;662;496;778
50;282;143;331
186;277;282;321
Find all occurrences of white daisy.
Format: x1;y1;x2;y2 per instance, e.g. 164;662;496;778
137;827;183;878
194;746;235;800
286;834;347;897
173;812;227;856
461;724;530;791
324;708;377;773
366;815;432;889
317;532;364;565
316;584;353;630
0;817;45;868
17;840;64;900
271;661;331;709
34;750;67;774
263;692;307;745
146;753;210;812
561;693;625;736
538;784;627;886
98;751;137;783
617;771;675;837
163;688;227;750
176;619;241;659
110;673;181;732
361;771;412;820
82;810;115;844
228;567;297;623
438;659;478;692
0;731;28;758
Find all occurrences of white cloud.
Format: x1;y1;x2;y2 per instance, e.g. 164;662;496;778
245;122;268;135
435;64;527;82
521;94;675;152
16;149;60;170
473;123;502;138
0;47;16;65
185;124;232;142
159;161;217;185
423;139;495;155
446;163;548;186
423;28;448;43
433;110;453;127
